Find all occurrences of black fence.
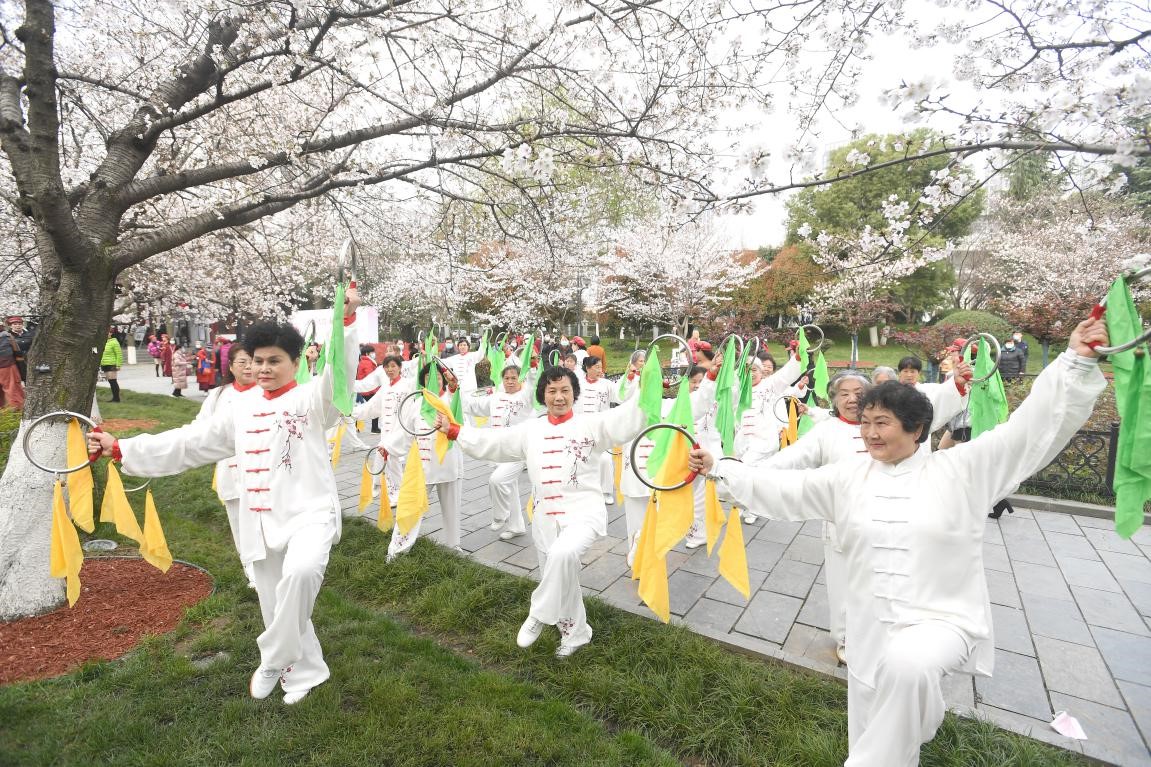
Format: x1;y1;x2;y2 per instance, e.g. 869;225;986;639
1018;423;1118;500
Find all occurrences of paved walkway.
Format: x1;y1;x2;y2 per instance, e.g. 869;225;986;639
106;363;1151;765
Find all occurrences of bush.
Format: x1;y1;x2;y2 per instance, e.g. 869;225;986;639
937;309;1013;341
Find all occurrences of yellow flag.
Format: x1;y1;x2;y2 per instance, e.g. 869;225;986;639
420;389;458;463
358;459;374;514
631;495;658;580
780;399;799;449
525;495;534;522
211;464;218;491
395;440;429;534
65;419;95;533
141;489;173;573
704;480;726;555
717;507;750;599
99;463;144;544
634;497;669;622
613;449;623;504
651;434;695;557
355;420;364;432
377;477;394;532
49;480;84;607
329;423;346;468
475;416;489;428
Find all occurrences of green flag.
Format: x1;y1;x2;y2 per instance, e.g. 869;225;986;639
328;283;352;415
969;343;1008;439
296;323;315;384
796;326;810;363
637;349;664;426
813;350;829;401
713;336;738;456
647;374;693;478
487;337;505;383
517;333;535;381
1105;276;1151;539
797;412;814;437
420;331;441;425
736;351;753;419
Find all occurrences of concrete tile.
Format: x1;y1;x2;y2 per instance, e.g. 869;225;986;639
800;520;823;537
598;575;642;610
1013;561;1073;602
1004;534;1056;567
997;515;1043;539
1084;526;1144;556
1021;591;1094;646
797;583;830;631
974;704;1086;755
458;526;500;552
991;604;1035;656
1122;578;1151;619
734;589;803;644
1044;531;1101;562
985;569;1021;609
1034;635;1123;707
982;542;1011;573
1101;550;1151;585
1033;510;1084;536
1075;514;1117;530
783;534;825;566
744;539;787;572
1072;585;1150;636
782;623;838;668
706;567;767;606
1117;680;1151;750
676;548;720;577
763;559;820;599
941;672;974;714
668;569;713;617
684;597;744;634
1092;625;1151;688
470;539;523;565
1058;556;1123;592
504;545;541;570
664;550;690;575
974;649;1051;720
1048;692;1149;767
754;519;803;545
982;521;1004;546
579;552;629;592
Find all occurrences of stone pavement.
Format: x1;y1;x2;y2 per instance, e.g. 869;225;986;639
331;436;1151;767
107;363;1151;765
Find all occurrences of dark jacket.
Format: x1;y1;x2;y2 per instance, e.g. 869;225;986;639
998;346;1026;379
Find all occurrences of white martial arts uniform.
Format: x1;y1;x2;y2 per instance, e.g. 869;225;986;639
118;316;360;699
576;372;636;503
353;372;415;506
443;349;484;394
451;397;647;649
380;387;463;557
196;380;261;585
733;354;803;522
463;373;538;536
711;350;1105;767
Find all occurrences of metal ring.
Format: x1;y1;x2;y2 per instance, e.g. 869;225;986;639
746;337;761;359
336;237;358;285
628;422;699;492
22;411;101;475
549;350;561;367
718;333;745;361
120;475;151;493
799;324;824;350
1093;265;1151;354
646;333;690;388
397;390;439;437
773;395;802;423
303;319;317;343
364;450;387;476
959;333;1002;384
494;331;509;349
471;387;494;398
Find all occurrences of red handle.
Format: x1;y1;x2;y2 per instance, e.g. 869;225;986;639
682;441;702;485
88;426;103;463
1088;303;1106;349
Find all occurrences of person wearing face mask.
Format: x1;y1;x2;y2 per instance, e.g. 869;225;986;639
1011;330;1029;370
440;337;457;359
688;317;1108;767
998;336;1026;380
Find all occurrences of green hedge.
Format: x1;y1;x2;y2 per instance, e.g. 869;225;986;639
937;309;1013;341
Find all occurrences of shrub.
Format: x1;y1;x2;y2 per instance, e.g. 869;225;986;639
937;309;1013;341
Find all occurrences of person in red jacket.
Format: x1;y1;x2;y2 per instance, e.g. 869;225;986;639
356;344;382;433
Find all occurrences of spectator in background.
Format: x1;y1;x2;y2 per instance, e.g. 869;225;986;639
194;342;215;392
100;327;124;402
1012;330;1029;371
586;335;607;371
998;336;1026;380
687;327;703;362
147;333;163;376
0;318;25;409
6;316;32;382
896;356;924;385
871;366;897;385
170;340;189;397
356;343;381;433
161;333;174;378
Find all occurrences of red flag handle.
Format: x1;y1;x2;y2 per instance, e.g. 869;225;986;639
88;426;103;464
682;441;702;486
1087;302;1106;350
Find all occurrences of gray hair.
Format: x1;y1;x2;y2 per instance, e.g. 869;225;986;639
827;370;872;416
871;366;897;384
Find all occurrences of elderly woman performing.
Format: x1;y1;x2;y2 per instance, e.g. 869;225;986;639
687;318;1108;767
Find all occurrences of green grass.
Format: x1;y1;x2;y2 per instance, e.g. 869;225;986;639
0;394;1091;766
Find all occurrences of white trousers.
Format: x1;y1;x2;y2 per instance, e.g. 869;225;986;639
599;452;615;499
824;522;848;646
381;453;403;507
222;498;256;585
388;480;462;557
846;622;971;767
529;516;599;648
488;461;527;534
251;522;335;695
684;474;707;546
623;495;648;546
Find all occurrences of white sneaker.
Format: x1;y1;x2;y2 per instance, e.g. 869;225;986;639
742;513;757;524
684;538;705;550
835;642;847;665
626;539;638;568
555;640;589;659
489;521;504;531
249;666;283;700
283;689;309;705
499;530;525;541
516;616;546;648
603;494;615;506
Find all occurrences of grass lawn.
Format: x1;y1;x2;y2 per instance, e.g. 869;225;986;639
0;394;1091;766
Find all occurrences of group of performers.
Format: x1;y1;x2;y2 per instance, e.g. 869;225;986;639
85;286;1112;766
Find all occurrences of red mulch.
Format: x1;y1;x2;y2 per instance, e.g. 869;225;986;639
0;558;213;684
98;418;159;432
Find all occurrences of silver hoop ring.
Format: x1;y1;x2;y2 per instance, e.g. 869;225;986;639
960;333;1002;384
628;422;700;492
22;411;101;475
364;450;387;476
471;387;493;398
549;350;561;367
303;319;317;343
336;237;358;285
1092;264;1151;354
120;475;151;493
647;333;690;388
773;395;803;423
397;390;439;437
719;333;745;361
746;337;761;359
799;324;824;350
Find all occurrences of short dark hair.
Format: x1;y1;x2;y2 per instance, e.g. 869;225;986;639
688;365;708;379
697;347;716;362
761;353;777;369
222;342;248;384
859;382;933;443
419;360;456;389
536;366;580;405
897;356;923;372
590;335;600;345
380;354;403;368
243;321;304;361
501;363;521;377
581;355;602;372
359;343;375;355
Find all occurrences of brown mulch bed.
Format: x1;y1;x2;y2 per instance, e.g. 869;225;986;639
98;418;159;432
0;557;213;685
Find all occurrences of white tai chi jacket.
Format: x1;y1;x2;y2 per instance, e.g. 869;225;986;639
118;319;360;565
195;381;261;502
381;388;462;484
710;350;1105;688
451;398;648;535
463;373;538;429
353;373;415;433
442;349;484;393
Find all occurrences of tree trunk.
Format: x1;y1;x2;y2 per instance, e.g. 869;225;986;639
850;331;859;367
0;267;115;618
1041;340;1050;368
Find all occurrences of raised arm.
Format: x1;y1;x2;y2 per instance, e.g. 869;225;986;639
309;290;362;429
105;411;236;477
586;394;647;447
463;389;494;418
692;449;840;525
354;366;386;393
450;419;530;463
762;353;802;398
